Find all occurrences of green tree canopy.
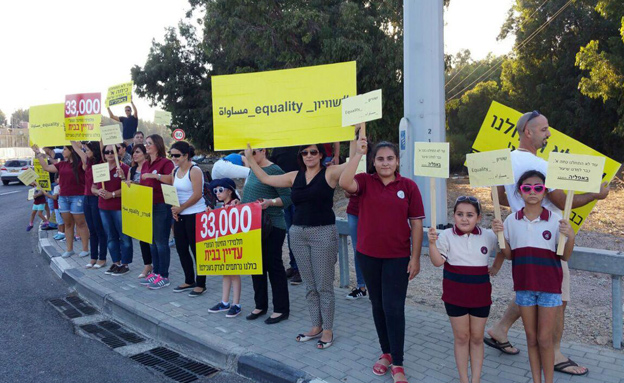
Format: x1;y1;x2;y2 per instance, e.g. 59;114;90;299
11;108;29;126
0;109;6;126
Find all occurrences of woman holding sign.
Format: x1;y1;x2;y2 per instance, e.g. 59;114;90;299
339;137;424;383
33;144;89;258
139;135;175;290
127;144;153;278
73;141;108;267
245;139;354;349
168;141;207;297
93;145;132;275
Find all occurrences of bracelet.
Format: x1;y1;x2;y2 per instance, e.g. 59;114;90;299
158;174;161;181
113;192;116;198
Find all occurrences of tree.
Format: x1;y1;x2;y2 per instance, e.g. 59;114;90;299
0;109;6;126
133;0;406;151
11;108;29;127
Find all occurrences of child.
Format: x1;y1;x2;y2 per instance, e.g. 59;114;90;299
27;184;49;231
502;170;574;383
428;196;502;383
43;182;66;240
206;178;243;318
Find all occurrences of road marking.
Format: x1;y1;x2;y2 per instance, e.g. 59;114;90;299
0;190;21;196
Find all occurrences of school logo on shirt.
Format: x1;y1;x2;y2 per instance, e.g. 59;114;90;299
113;173;118;178
397;190;405;199
480;246;488;254
152;170;158;174
542;230;552;240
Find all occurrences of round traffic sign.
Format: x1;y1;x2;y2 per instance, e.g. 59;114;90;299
172;129;185;141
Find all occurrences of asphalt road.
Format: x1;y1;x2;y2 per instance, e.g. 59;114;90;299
0;182;253;383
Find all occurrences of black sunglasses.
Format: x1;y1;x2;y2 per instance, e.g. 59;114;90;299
521;110;541;132
300;150;319;157
169;153;182;158
103;150;115;155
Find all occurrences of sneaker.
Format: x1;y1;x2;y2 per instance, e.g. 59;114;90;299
226;305;242;318
285;267;296;279
290;271;302;285
208;302;231;313
188;288;206;297
139;273;157;286
53;233;66;240
40;223;50;230
74;236;80;241
346;288;367;300
26;224;34;232
61;250;75;258
168;238;175;247
173;284;196;293
105;264;119;275
78;251;90;258
112;265;130;276
43;223;57;230
147;275;170;290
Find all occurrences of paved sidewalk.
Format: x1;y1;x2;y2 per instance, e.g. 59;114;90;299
38;229;624;383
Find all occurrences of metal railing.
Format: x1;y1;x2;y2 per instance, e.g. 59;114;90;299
335;218;624;349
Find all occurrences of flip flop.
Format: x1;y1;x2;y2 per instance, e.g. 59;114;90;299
554;359;589;376
484;337;520;355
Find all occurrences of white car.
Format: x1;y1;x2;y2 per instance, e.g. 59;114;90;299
1;159;34;185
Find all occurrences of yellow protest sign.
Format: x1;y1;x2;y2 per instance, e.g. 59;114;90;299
161;184;180;207
27;188;35;201
100;124;124;146
18;168;38;186
29;104;71;147
121;183;153;244
546;153;605;194
414;142;450;178
64;93;102;140
105;81;133;107
466;149;514;187
195;203;263;275
342;89;382;127
472;101;621;232
154;110;172;126
212;61;357;150
92;163;111;184
34;160;51;191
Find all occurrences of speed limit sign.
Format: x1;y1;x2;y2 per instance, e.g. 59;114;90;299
172;129;185;141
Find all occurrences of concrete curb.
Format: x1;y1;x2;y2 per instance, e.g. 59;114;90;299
37;229;318;383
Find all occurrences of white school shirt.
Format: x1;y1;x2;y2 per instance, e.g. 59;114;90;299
437;226;498;267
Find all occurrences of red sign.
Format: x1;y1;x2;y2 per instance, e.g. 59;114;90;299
64;93;101;118
172;128;185;141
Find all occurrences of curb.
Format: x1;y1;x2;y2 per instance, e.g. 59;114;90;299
37;229;317;383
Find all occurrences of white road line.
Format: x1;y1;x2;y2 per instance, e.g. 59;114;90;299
0;190;21;196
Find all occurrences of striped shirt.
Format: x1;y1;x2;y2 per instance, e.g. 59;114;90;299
504;208;563;294
241;164;292;230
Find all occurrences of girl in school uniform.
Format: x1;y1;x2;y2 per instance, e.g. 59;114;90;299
502;170;575;383
427;196;502;383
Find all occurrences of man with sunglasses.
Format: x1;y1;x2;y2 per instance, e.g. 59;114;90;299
486;111;609;376
107;101;138;145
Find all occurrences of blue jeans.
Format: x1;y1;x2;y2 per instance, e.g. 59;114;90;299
283;204;298;270
151;203;172;278
348;214;366;288
84;195;107;260
99;209;133;264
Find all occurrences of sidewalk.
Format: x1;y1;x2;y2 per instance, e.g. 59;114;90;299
38;229;624;383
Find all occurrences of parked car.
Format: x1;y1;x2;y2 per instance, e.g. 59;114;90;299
1;159;34;185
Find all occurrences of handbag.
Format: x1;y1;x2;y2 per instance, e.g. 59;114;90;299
261;210;273;240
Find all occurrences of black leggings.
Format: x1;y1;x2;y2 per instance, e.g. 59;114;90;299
251;227;289;313
357;252;410;366
173;213;206;288
140;241;152;265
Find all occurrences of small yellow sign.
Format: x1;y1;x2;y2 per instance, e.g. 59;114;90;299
121;183;153;244
18;168;39;186
546;153;605;193
100;124;124;146
92;163;111;184
105;81;133;107
161;184;180;207
466;149;514;187
34;160;51;191
27;188;35;201
342;89;382;127
414;142;450;178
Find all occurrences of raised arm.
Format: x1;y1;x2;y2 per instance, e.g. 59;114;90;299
131;101;138;119
107;107;120;122
70;141;89;170
244;144;296;188
339;136;367;193
32;145;57;173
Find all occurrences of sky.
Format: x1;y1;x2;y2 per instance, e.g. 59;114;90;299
0;0;515;121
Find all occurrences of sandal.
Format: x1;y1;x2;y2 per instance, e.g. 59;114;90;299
390;365;408;383
484;337;520;355
317;335;333;349
554;359;589;376
372;353;392;376
296;331;322;342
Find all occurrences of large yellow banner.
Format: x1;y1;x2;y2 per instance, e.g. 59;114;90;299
29;104;71;147
472;101;621;232
195;203;262;275
211;61;357;150
121;183;153;244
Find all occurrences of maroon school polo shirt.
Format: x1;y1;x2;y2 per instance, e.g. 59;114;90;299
84;162;94;196
54;161;85;197
346;194;359;216
354;172;425;258
99;163;129;211
140;157;174;204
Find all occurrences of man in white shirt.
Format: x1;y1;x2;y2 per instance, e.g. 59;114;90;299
486;110;609;376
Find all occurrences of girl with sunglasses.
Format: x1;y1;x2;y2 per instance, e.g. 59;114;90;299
245;134;358;349
502;170;575;383
168;141;207;297
206;178;243;318
427;196;502;383
93;145;132;275
339;134;424;383
127;144;153;278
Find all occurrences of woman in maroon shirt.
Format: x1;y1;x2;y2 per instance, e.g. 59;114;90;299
339;137;425;383
33;143;89;258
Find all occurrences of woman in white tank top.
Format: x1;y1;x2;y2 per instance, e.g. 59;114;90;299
169;141;208;296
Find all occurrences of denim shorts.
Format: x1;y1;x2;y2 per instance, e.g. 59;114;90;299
516;290;562;308
58;195;85;214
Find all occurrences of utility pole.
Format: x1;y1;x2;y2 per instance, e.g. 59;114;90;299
400;0;447;228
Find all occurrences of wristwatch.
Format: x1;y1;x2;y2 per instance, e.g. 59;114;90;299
271;198;277;205
112;192;116;198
